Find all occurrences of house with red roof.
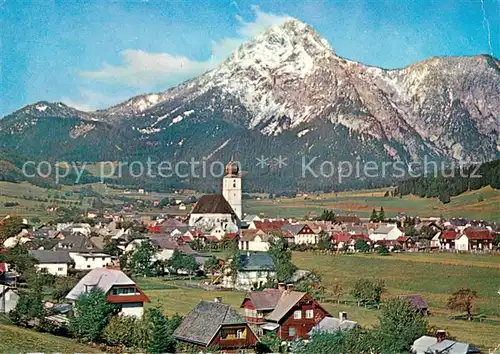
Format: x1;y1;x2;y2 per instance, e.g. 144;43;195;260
66;267;150;318
294;224;318;245
436;227;493;251
332;233;371;251
147;225;163;233
240;283;330;341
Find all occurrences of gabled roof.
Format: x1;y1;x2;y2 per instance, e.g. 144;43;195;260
53;233;100;253
266;290;306;322
191;195;235;215
253;220;287;232
66;268;137;300
240;229;269;242
173;300;247;346
464;227;493;240
335;215;361;224
373;225;397;234
399;294;428;310
281;223;305;235
29;250;72;264
440;229;458;240
242;288;282;310
412;335;480;354
223;232;238;240
309;316;358;334
150;236;196;254
239;253;275;271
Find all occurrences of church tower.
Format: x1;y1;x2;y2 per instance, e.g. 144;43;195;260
222;159;242;219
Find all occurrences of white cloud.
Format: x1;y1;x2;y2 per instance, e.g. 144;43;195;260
62;89;127;112
80;6;289;88
81;50;214;87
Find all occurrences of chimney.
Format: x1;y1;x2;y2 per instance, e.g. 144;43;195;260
339;312;348;321
214;297;222;303
436;330;446;343
278;282;285;292
286;284;294;292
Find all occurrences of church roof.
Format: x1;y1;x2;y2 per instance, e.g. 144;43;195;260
191;195;235;215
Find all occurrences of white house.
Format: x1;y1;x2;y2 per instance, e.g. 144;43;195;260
454;234;469;251
29;250;73;276
222;253;276;291
294;224;319;245
0;285;19;313
71;253;112;270
239;230;274;252
66;268;150;318
369;224;403;242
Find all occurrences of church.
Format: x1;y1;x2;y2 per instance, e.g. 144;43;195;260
188;160;242;239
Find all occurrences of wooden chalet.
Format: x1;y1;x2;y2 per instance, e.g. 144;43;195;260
240;284;330;340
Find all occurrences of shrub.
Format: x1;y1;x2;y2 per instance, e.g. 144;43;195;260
103;315;139;347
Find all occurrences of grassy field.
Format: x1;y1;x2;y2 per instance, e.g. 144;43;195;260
0;324;98;353
137;252;500;350
245;186;500;221
1;180;498;221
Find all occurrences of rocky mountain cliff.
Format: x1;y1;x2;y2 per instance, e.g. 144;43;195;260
1;19;499;192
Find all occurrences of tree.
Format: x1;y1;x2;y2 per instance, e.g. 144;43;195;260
103;315;139;347
103;240;122;257
439;189;451;204
268;235;297;282
377;245;390;256
326;283;344;304
354;238;370;252
143;307;180;354
52;276;78;301
317;231;332;250
447;288;478;320
69;288;116;342
350;279;386;307
9;279;44;326
0;216;25;240
296;328;378;354
204;256;221;278
379;207;385;222
370;208;379;222
256;332;282;353
377;298;428;353
169;250;198;276
128;240;158;276
3;244;37;276
30;216;41;224
318;210;336;222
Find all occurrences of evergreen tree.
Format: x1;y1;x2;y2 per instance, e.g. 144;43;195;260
379;207;385;221
268;234;297;282
370;208;379;222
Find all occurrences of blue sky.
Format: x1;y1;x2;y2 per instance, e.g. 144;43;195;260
1;0;499;116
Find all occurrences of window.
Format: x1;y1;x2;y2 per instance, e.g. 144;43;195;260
112;287;136;295
58;267;64;272
87;265;91;268
289;327;296;337
293;310;302;319
306;309;314;319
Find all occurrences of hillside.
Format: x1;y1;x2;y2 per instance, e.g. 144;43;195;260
1;19;499;192
0;324;98;353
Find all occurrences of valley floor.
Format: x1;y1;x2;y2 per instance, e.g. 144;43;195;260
245;186;500;221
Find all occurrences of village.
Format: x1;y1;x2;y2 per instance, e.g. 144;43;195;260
0;160;499;353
